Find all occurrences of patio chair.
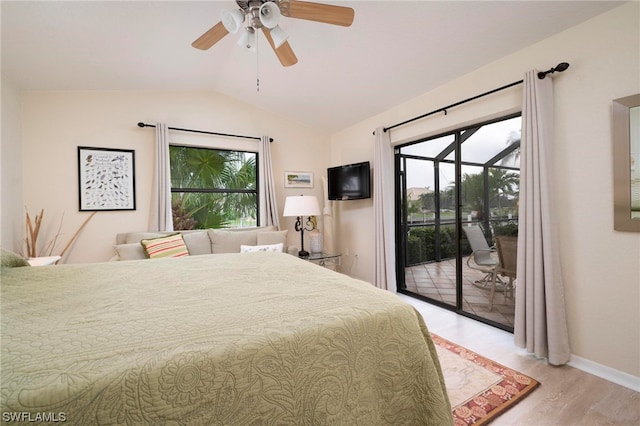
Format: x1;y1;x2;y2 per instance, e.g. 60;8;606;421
462;226;498;288
489;235;518;310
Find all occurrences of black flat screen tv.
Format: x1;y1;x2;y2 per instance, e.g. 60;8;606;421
327;161;371;200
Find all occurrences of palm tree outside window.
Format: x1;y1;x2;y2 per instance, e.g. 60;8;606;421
169;145;258;229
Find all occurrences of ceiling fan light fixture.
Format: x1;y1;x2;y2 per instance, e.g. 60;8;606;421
237;27;257;51
269;25;288;49
259;2;281;29
192;0;355;68
221;9;244;34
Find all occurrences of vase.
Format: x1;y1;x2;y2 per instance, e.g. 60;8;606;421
309;229;323;253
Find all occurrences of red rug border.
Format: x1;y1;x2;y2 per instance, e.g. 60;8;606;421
431;333;540;425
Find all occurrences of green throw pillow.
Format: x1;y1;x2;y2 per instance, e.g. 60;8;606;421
1;248;31;268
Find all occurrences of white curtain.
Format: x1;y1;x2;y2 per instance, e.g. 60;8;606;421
150;123;173;232
373;127;395;291
321;176;334;253
515;70;570;365
259;136;280;228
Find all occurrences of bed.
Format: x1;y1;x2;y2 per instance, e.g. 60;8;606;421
1;251;452;425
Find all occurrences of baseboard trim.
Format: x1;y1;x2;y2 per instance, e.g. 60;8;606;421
568;354;640;392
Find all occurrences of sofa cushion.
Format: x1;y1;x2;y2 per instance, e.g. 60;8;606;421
208;227;276;254
114;243;147;261
182;231;211;255
257;230;288;249
124;232;163;244
141;233;190;259
209;229;259;254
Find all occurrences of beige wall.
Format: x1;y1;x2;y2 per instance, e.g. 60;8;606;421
330;3;640;378
10;90;329;263
1;81;24;250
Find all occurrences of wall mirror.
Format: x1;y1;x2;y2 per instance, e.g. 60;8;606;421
612;93;640;232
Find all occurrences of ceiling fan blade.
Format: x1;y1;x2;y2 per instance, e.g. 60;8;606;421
192;22;229;50
285;0;354;27
263;28;298;67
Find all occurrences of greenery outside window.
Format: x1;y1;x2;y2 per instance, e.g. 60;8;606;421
399;114;521;266
170;145;258;230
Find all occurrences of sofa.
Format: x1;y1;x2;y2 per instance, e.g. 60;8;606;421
112;227;295;261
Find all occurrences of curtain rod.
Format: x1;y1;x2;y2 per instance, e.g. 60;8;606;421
377;62;569;134
137;122;273;143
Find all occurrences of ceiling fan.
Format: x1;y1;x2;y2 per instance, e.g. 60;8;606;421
192;0;355;67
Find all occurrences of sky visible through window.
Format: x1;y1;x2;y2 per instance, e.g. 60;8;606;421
400;116;521;189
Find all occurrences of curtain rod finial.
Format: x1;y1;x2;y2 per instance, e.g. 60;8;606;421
137;122;146;128
538;62;570;79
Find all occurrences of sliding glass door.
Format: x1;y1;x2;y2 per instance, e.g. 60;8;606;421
396;114;521;331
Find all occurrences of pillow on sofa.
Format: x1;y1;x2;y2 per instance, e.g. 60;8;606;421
240;243;284;253
208;227;276;254
114;243;147;261
1;248;31;268
141;233;190;259
257;230;288;248
182;231;211;255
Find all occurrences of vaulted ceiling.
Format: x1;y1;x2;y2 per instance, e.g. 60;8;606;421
1;1;623;132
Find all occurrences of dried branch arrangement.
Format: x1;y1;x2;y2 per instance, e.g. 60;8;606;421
25;208;44;258
24;208;96;261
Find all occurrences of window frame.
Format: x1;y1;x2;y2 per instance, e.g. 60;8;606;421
168;140;261;229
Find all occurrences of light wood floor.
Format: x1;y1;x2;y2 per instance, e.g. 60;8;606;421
399;294;640;426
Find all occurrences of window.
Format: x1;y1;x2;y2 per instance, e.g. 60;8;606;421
169;145;258;229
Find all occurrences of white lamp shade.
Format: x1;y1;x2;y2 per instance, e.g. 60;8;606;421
237;28;256;51
259;2;281;29
283;195;321;217
269;25;288;49
221;9;244;34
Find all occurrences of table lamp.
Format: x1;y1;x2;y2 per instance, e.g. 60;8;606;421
283;195;321;257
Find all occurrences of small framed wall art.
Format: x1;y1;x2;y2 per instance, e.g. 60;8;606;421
284;171;313;188
78;146;136;211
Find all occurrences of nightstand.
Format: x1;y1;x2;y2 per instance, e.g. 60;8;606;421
303;252;341;271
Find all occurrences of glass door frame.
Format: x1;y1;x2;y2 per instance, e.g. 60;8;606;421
394;113;521;332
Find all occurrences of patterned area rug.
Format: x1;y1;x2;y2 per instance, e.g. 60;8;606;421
432;334;540;425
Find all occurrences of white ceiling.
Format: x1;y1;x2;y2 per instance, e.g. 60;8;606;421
1;1;624;132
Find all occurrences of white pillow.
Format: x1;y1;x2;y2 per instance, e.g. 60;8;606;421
240;243;284;253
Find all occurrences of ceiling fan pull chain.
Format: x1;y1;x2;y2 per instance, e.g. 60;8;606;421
256;30;260;92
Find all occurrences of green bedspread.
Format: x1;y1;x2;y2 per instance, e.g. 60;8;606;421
1;252;452;425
